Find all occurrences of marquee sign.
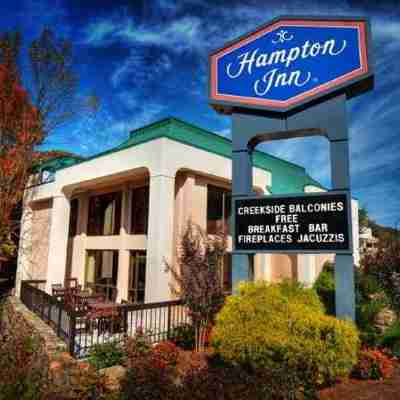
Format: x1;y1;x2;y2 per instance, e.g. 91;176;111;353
233;191;352;253
209;17;372;113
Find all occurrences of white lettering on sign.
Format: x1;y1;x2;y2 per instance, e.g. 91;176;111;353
254;69;311;96
298;233;345;243
238;234;293;244
238;201;344;215
247;224;300;234
288;201;344;213
309;223;328;233
238;204;286;215
226;37;347;95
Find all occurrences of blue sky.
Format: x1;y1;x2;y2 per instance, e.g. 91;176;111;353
2;0;400;228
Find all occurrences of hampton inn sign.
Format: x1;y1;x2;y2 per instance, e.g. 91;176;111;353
209;17;373;321
209;18;371;113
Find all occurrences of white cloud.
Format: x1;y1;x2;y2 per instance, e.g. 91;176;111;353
84;20;117;46
83;15;204;53
372;20;400;40
111;50;146;87
111;49;172;88
116;91;139;109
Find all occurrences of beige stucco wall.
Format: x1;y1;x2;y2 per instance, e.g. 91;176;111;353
269;254;298;282
30;200;52;280
16;198;52;293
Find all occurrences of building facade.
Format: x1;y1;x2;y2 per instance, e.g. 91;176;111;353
16;118;359;303
359;227;379;255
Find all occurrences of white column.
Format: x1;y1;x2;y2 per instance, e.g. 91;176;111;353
117;187;132;302
117;250;130;302
145;174;175;302
351;199;360;266
255;187;272;283
45;194;71;293
72;193;89;286
297;254;316;287
254;254;272;282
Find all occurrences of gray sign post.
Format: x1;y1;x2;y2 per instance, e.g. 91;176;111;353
231;95;355;319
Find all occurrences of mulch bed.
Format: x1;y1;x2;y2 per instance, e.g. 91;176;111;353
319;367;400;400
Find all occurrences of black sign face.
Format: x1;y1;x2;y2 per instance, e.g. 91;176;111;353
234;192;351;253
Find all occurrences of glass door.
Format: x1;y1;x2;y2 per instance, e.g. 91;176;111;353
129;251;146;303
85;250;119;301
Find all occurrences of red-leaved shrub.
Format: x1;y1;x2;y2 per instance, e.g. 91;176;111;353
152;341;180;367
353;348;395;380
120;338;178;400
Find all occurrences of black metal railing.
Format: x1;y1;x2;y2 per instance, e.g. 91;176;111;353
20;280;74;344
20;280;190;358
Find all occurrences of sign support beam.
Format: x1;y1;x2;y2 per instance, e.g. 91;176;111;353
231;95;355;321
231;112;285;287
328;99;355;321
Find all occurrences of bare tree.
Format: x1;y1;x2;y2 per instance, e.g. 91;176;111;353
29;28;98;137
0;28;97;261
165;221;227;351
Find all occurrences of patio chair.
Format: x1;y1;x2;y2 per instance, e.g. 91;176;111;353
89;305;124;335
65;277;79;288
51;283;62;292
63;290;77;311
51;283;64;299
65;278;82;294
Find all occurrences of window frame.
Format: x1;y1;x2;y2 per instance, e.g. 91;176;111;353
68;198;79;238
128;250;146;303
207;184;231;234
85;249;119;301
87;191;122;236
130;185;149;235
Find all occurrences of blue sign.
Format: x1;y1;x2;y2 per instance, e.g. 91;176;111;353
209;18;371;113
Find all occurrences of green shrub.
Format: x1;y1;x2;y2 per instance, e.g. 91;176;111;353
355;272;389;346
170;323;195;350
123;333;152;369
380;320;400;356
87;342;124;370
362;241;400;312
313;261;335;315
212;281;359;395
314;261;390;347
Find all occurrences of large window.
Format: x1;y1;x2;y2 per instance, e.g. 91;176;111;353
131;186;149;234
68;199;79;238
85;250;119;301
207;185;231;234
129;251;146;303
209;253;232;294
88;191;122;236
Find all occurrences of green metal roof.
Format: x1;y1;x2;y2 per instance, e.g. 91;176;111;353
50;117;324;194
32;155;85;173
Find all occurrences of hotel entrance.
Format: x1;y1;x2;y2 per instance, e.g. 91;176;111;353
129;251;146;303
85;250;119;301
